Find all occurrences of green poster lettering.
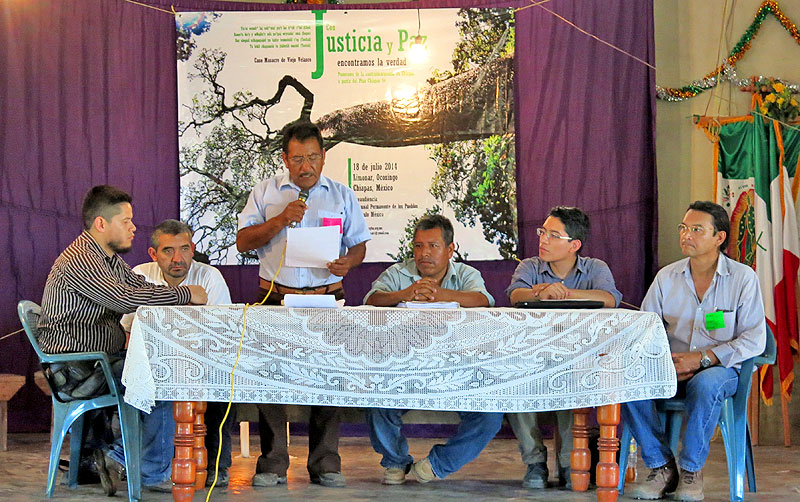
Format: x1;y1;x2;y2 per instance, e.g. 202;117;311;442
312;10;326;79
397;29;409;51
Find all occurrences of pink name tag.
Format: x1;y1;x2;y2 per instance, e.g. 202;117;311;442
322;217;343;233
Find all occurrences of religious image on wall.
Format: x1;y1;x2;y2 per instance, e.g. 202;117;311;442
177;8;517;264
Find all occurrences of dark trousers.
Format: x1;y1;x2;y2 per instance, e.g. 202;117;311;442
206;401;236;471
255;403;342;476
254;286;345;476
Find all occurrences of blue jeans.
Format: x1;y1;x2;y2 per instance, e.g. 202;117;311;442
366;408;503;479
108;400;175;486
622;366;739;472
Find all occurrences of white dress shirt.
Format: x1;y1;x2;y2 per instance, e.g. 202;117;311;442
120;260;232;331
237;172;371;288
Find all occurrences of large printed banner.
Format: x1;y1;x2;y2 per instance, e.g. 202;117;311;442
177;9;517;264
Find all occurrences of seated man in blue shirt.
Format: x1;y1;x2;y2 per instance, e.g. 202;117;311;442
625;201;765;501
364;215;502;484
505;206;622;489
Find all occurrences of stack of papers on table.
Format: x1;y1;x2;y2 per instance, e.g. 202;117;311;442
396;301;460;309
282;294;343;308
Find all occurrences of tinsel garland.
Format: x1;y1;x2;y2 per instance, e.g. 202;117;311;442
658;0;800;101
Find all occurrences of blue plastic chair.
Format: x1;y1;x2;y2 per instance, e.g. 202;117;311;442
18;300;142;501
617;326;777;502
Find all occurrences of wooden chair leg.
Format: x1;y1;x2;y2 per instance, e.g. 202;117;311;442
0;400;8;452
0;374;26;451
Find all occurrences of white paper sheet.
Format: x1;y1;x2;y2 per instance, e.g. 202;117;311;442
283;294;342;308
396;301;460;309
285;226;341;268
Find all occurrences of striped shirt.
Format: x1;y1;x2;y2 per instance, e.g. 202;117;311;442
37;231;193;354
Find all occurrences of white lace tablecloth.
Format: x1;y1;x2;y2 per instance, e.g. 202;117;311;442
122;306;676;413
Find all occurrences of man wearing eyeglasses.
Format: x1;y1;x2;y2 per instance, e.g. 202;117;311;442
237;120;371;489
623;201;765;501
505;206;622;489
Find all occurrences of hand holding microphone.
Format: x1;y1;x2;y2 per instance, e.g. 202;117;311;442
285;190;309;228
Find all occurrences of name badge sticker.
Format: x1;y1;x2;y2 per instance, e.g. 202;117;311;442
705;310;726;330
322;217;343;234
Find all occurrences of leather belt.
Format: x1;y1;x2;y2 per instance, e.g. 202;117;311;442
259;278;343;295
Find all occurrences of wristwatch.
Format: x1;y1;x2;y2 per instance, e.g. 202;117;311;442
699;350;712;369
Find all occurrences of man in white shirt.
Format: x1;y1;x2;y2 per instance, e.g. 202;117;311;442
121;220;233;487
624;201;765;501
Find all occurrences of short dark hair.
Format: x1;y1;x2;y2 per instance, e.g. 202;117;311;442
82;185;132;230
548;206;590;243
151;219;193;249
687;200;730;251
414;215;454;245
281;120;323;153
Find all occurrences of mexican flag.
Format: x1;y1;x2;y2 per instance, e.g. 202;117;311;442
714;115;800;403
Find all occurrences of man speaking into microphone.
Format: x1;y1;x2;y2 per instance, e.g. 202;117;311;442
236;120;371;488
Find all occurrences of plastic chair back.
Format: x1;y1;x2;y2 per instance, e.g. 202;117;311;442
18;300;142;501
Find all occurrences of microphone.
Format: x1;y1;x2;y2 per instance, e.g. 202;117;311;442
289;190;309;228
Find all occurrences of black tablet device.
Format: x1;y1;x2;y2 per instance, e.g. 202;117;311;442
514;299;605;309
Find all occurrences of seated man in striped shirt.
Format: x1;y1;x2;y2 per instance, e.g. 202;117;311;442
37;185;207;495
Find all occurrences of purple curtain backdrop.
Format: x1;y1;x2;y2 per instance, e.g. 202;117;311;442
0;0;656;432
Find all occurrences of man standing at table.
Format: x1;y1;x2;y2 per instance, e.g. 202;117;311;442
37;185;208;495
364;214;502;485
236;120;371;488
505;206;622;489
121;219;233;487
624;201;765;501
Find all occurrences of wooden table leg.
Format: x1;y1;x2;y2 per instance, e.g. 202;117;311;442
596;404;620;502
192;401;208;489
571;408;591;491
172;402;197;502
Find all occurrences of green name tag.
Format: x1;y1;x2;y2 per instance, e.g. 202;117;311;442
705;311;726;330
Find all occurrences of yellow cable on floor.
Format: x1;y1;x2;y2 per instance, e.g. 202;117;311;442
206;244;286;499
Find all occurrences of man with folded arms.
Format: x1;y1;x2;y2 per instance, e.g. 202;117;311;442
121;219;233;488
236;120;370;488
37;185;207;495
364;214;501;484
505;206;621;489
624;201;765;501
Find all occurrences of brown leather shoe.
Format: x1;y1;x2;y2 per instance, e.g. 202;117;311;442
92;450;121;497
673;469;704;501
628;458;678;499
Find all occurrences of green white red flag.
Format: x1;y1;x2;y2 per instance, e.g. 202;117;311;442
714;115;800;403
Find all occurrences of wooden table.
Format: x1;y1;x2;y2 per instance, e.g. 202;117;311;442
122;306;677;502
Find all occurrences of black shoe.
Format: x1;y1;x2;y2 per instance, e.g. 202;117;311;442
206;469;229;487
522;462;548;489
558;465;572;489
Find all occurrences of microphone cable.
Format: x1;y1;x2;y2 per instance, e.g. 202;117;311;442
206;242;287;498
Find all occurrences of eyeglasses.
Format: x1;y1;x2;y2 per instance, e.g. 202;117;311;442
677;223;712;235
288;153;322;167
536;228;573;241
